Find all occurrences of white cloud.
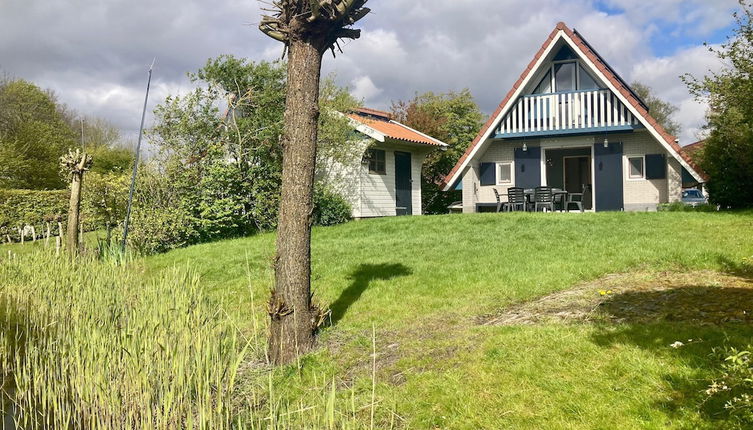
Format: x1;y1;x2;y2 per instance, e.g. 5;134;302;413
629;44;723;144
0;0;736;149
351;76;382;102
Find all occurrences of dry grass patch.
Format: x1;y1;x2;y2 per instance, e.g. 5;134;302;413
480;270;753;326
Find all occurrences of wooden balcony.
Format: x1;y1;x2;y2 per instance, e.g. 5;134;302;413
495;89;641;138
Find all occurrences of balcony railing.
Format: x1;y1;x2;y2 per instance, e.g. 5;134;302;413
496;89;640;137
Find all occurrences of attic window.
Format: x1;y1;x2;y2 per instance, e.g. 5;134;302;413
578;64;599;90
554;62;576;92
533;71;552;94
553;45;578;61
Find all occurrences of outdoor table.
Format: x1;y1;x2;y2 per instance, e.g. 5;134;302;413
523;188;567;211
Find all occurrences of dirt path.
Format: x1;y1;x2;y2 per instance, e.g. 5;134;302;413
479;270;753;326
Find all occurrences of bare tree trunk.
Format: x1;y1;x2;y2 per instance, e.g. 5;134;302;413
67;171;84;258
268;39;323;365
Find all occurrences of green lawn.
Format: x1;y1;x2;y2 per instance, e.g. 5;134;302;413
140;211;753;428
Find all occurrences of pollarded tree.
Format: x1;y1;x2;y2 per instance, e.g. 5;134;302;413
259;0;370;365
60;149;93;258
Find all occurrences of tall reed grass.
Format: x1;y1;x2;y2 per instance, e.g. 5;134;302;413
0;251;387;429
0;251;251;429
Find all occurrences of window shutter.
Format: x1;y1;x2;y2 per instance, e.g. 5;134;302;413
645;154;666;179
479;162;496;185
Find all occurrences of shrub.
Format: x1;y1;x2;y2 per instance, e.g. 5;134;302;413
0;189;69;241
313;185;352;227
705;347;753;425
658;202;718;212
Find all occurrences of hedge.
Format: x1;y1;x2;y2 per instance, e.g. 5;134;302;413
0;189;102;242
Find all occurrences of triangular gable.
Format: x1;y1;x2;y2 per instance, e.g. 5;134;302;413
442;22;705;191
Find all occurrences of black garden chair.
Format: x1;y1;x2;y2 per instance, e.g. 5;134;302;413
533;186;554;212
506;187;526;212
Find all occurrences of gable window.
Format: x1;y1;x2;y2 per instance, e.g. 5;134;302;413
532;71;552;94
529;45;604;95
367;148;386;175
627;156;645;180
497;162;513;185
578;64;599;90
554;62;576;92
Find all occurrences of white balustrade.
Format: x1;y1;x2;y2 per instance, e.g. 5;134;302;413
498;89;641;137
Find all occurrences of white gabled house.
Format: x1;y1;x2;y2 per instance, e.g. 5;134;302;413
442;22;706;212
319;108;448;218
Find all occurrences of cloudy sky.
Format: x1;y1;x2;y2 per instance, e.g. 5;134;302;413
0;0;741;146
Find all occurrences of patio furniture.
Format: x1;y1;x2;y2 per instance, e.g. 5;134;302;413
506;187;526;212
493;188;508;213
533;186;554;212
553;190;568;212
564;190;584;212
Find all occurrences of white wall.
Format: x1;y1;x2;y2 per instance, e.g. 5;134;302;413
319;138;432;218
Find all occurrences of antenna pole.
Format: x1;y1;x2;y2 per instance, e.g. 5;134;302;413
121;59;155;252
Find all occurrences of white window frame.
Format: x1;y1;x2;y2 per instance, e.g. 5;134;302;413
626;155;645;181
496;162;514;185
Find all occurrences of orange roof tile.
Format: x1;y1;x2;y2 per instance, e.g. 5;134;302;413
348;112;446;147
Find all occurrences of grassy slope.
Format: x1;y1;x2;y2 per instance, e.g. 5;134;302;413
143;212;753;428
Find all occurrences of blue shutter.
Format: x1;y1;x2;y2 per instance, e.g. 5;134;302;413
479;162;496;185
645;154;666;179
514;146;542;189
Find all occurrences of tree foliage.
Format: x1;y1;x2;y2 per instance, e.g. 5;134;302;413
0;78;133;191
129;56;358;254
631;82;681;137
685;0;753;208
0;79;77;189
392;90;485;214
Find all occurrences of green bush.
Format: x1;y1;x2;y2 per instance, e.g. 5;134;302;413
313;185;352;227
658;202;718;212
0;186;119;241
705;347;753;425
0;189;69;240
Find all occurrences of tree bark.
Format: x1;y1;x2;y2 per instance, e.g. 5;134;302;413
268;38;323;365
66;171;84;258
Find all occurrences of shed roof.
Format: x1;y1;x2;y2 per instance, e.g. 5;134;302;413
347;109;447;147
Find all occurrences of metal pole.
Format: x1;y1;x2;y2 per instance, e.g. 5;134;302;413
122;59;155;252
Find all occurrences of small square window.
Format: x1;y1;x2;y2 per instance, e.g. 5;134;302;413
628;156;644;179
367;148;386;175
497;163;512;184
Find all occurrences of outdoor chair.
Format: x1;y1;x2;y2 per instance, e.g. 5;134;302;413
506;187;526;212
564;189;584;212
493;188;507;213
534;186;554;212
553;191;567;212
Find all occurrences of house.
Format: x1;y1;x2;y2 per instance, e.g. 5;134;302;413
442;22;706;212
318;108;448;218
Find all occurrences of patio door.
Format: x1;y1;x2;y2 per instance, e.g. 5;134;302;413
394;151;412;216
564;156;590;194
593;142;624;211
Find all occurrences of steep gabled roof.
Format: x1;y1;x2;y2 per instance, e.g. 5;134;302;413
347;108;448;147
442;22;705;190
